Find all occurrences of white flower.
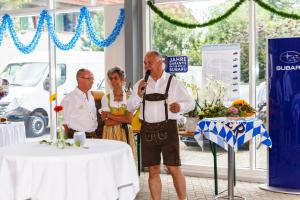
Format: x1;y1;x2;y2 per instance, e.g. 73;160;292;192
199;79;228;107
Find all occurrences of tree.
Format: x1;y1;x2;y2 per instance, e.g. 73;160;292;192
0;0;32;9
203;0;300;83
256;0;300;82
152;5;203;66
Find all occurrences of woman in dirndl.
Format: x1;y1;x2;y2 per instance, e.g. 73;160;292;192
100;66;136;153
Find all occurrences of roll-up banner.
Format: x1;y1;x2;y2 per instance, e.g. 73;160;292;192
268;37;300;190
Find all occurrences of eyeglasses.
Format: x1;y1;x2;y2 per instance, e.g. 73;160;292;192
80;77;94;81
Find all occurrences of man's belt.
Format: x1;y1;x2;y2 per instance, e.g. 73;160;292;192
67;128;96;139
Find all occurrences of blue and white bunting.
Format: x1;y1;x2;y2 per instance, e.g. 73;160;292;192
0;7;125;54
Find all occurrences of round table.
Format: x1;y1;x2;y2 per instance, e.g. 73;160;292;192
0;139;139;200
0;122;26;147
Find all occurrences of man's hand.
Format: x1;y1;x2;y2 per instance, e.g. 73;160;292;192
138;80;147;97
169;102;180;113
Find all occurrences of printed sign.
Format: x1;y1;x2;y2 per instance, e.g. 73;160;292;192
202;43;240;100
165;56;188;73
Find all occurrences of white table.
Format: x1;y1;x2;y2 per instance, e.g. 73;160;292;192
0;122;26;147
0;139;139;200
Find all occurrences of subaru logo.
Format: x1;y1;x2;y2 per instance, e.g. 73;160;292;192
280;51;300;63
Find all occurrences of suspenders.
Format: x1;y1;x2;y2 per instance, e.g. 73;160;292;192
142;75;173;122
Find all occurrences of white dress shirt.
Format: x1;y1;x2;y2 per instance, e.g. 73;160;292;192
61;87;97;132
127;72;195;123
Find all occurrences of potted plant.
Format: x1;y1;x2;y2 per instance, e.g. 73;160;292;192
184;102;200;132
198;79;228;118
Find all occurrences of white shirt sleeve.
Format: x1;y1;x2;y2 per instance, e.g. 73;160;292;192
99;95;110;113
127;80;143;112
173;79;195;114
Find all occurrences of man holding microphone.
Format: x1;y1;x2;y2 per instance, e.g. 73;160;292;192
128;50;195;200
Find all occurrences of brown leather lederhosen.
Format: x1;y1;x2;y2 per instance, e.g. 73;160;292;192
141;75;181;167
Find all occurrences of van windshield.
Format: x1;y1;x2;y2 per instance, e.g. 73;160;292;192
0;62;48;86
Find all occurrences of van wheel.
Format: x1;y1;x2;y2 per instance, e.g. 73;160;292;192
26;114;46;137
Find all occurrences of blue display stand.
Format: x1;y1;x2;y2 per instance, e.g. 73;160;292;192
261;37;300;194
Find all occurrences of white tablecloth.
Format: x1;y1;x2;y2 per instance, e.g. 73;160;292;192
0;122;26;147
0;139;139;200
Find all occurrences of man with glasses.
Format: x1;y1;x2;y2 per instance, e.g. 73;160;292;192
62;68;98;138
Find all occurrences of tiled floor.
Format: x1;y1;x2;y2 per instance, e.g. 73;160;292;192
136;173;300;200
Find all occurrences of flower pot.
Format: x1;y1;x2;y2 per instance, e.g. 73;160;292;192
185;117;199;133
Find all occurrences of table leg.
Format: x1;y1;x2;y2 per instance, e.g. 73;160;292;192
228;146;234;200
215;146;245;200
210;141;218;195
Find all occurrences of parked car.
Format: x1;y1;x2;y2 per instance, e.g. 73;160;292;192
0;51;105;137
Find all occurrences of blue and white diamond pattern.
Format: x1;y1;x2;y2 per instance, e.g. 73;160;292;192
194;117;272;151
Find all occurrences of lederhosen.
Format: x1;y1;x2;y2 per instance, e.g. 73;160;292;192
141;75;181;167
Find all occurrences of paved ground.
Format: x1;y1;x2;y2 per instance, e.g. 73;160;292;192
136;173;300;200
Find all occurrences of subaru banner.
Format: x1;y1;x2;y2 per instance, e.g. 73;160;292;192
268;37;300;190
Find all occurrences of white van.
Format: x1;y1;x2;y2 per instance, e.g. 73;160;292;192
0;51;105;137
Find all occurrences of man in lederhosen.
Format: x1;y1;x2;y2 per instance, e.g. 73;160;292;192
128;51;195;200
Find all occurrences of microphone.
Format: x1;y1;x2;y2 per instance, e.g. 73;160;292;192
141;70;151;91
144;70;151;82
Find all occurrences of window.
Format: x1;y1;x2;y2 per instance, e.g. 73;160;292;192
150;0;250;168
56;64;67;86
254;0;300;170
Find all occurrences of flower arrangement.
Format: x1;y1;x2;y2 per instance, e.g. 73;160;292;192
225;99;256;117
198;79;228;118
49;94;65;144
40;94;74;148
180;78;256;121
54;105;66;147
